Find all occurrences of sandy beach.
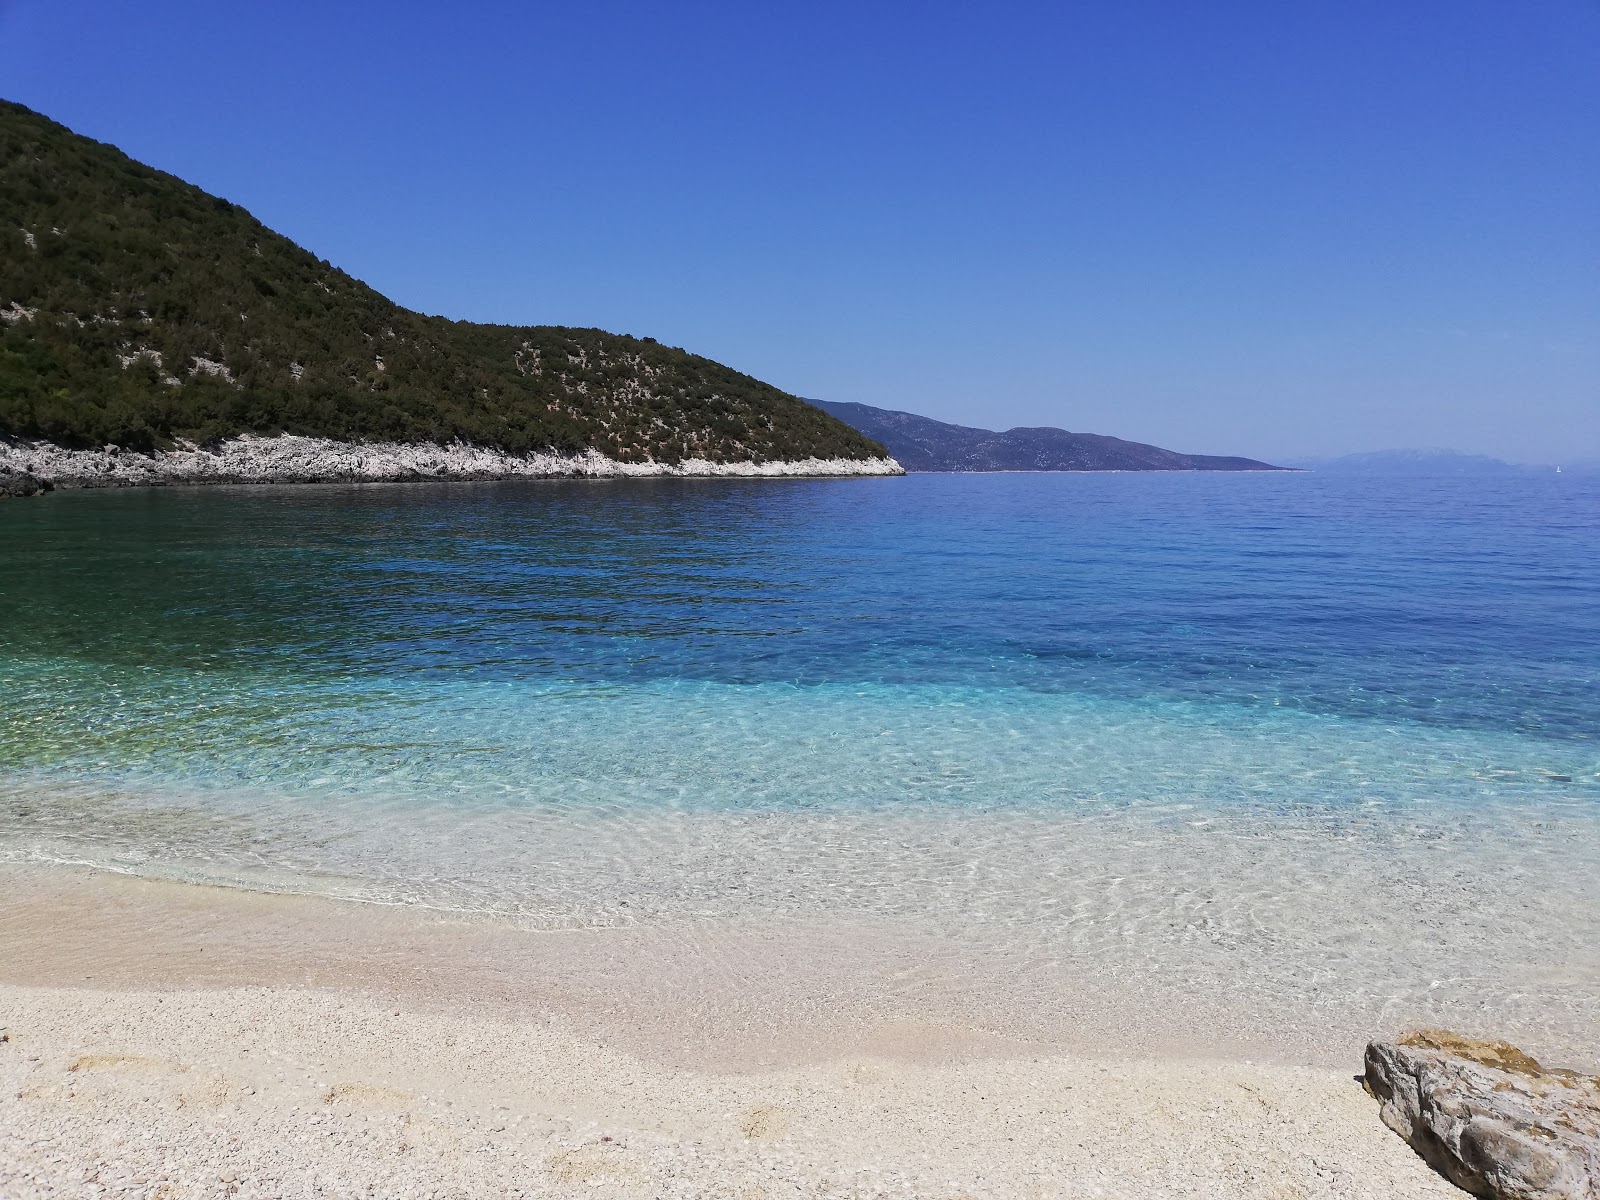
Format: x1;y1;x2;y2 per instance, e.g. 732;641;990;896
0;865;1502;1199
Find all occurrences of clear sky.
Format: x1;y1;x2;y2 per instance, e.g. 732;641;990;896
2;0;1596;462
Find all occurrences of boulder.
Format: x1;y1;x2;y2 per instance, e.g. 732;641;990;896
1365;1030;1599;1199
0;467;52;497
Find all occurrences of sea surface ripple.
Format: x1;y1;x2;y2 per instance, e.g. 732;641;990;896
2;472;1597;1052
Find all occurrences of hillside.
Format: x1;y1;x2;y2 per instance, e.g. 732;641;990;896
813;401;1283;472
0;100;887;467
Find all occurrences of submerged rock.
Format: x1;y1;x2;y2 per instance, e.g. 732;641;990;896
1364;1029;1600;1199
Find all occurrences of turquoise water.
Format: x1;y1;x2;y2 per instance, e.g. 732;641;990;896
2;472;1598;1044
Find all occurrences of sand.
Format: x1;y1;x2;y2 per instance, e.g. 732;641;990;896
0;865;1493;1198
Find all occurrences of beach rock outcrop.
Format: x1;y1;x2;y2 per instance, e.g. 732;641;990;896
1364;1029;1600;1199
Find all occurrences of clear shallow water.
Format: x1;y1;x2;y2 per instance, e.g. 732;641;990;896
2;472;1598;1047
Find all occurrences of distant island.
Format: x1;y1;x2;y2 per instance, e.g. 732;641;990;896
1284;449;1587;475
813;400;1284;472
0;100;898;489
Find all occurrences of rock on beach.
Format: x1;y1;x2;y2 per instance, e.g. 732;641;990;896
1364;1029;1600;1200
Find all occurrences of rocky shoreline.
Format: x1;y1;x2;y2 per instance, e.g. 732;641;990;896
0;435;905;492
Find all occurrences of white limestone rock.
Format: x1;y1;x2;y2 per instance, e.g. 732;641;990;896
0;434;904;489
1365;1030;1600;1199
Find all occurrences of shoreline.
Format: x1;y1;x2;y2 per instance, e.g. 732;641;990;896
0;434;905;491
0;864;1477;1198
5;798;1598;1074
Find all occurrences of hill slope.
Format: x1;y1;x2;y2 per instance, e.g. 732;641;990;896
0;100;887;467
813;401;1283;472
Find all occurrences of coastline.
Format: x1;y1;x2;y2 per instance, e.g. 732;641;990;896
0;434;905;490
0;863;1519;1198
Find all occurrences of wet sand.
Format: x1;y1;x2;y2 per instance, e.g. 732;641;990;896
0;864;1505;1197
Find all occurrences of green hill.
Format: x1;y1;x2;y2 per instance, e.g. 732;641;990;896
0;100;886;464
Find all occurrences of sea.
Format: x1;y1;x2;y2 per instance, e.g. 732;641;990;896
2;471;1597;1054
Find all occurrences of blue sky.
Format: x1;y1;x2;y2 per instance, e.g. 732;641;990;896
3;0;1596;461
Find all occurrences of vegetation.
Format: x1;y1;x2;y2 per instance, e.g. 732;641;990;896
0;100;885;463
814;400;1284;472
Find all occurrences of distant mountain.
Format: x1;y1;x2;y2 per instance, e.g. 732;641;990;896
1285;450;1562;476
811;400;1284;473
0;100;887;467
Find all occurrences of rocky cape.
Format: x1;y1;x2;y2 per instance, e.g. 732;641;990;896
813;400;1285;473
0;101;889;468
0;435;903;490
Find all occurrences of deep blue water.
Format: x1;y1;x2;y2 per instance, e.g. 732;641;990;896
7;470;1597;725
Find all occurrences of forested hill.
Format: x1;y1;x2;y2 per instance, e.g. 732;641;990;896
0;101;886;464
813;400;1283;472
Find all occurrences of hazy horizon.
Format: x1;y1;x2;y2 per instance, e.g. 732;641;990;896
813;400;1599;467
3;0;1595;462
